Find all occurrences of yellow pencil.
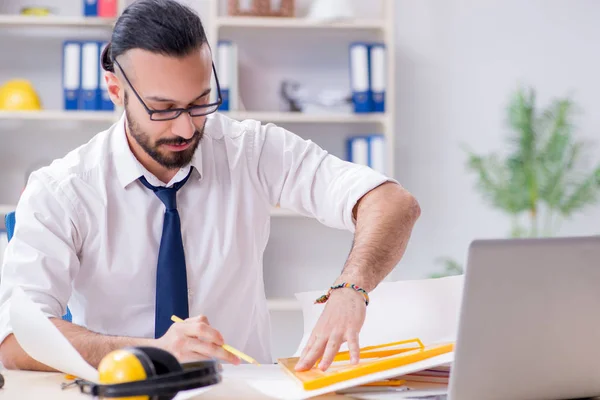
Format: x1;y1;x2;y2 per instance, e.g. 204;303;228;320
170;315;260;365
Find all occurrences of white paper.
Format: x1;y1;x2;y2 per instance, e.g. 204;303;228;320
219;354;453;400
294;275;464;356
9;286;99;383
172;387;213;399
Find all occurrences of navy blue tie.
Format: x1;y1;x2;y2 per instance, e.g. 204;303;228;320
139;169;193;338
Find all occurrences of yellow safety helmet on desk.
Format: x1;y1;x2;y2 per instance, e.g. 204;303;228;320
0;79;42;111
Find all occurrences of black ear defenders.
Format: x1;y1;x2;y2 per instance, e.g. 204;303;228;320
76;346;221;400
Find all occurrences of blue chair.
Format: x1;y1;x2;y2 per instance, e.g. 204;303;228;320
5;211;72;322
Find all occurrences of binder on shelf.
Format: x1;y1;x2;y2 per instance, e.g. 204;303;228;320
347;134;386;173
216;40;238;111
80;41;100;110
346;136;369;167
369;43;386;113
349;42;372;113
83;0;98;16
278;338;453;391
368;134;386;174
62;41;81;111
98;0;117;18
98;41;114;111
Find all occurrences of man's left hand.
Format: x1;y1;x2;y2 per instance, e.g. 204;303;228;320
294;288;366;371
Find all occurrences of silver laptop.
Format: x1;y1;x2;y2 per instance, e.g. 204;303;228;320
448;236;600;400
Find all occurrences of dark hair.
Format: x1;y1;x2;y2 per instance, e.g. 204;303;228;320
101;0;208;72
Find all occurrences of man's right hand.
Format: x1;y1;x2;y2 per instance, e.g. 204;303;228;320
154;315;241;365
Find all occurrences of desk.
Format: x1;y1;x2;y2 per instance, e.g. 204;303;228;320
0;370;352;400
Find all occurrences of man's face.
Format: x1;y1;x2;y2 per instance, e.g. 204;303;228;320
116;45;213;170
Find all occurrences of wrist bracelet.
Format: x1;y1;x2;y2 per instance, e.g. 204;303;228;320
314;283;370;306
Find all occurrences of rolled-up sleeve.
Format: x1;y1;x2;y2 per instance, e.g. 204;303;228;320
0;169;81;345
250;121;396;232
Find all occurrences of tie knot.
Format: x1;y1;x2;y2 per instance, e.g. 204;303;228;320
155;188;177;210
138;169;193;211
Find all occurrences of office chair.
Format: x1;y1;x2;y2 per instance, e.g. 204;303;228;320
4;211;72;322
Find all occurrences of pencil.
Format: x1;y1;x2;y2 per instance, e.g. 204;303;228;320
170;315;260;365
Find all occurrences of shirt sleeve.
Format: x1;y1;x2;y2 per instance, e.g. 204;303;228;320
249;121;397;232
0;168;82;345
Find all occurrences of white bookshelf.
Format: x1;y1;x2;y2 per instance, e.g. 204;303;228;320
0;110;118;122
0;110;386;125
0;203;302;219
0;15;115;27
0;204;14;216
223;111;387;124
216;16;385;31
208;0;396;178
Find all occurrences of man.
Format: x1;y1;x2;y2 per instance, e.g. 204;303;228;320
0;0;420;372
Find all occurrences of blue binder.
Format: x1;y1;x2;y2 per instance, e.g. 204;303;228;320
80;41;100;110
217;40;234;111
83;0;98;16
369;43;386;113
367;134;386;173
98;41;114;111
346;136;369;166
349;42;372;113
62;41;81;110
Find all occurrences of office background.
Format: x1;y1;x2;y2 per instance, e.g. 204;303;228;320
1;0;599;359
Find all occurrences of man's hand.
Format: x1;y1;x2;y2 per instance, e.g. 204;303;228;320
155;315;241;365
295;289;366;371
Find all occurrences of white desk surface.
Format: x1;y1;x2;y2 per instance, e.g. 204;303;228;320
0;369;352;400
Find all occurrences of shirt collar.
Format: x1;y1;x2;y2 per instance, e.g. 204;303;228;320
112;112;204;189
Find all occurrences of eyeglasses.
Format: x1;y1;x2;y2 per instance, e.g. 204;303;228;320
113;58;223;121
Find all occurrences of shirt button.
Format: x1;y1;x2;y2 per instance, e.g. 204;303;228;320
188;288;193;298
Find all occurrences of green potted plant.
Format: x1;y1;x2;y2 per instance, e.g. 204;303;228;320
431;85;600;278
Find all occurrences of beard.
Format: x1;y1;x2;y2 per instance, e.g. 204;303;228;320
124;93;205;170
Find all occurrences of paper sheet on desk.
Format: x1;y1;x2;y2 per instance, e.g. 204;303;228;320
8;287;213;399
293;275;464;356
9;286;100;383
220;354;453;400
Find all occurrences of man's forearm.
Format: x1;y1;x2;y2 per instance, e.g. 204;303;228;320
0;318;154;371
337;182;421;292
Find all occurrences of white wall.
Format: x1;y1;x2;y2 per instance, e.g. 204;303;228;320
387;0;600;279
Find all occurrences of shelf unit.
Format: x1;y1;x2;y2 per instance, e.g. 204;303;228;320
0;15;115;27
216;15;386;30
207;1;396;179
0;110;118;122
0;110;386;125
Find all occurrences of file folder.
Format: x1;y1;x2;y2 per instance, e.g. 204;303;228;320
216;40;238;111
278;338;454;391
368;134;386;174
349;42;372;113
347;136;369;167
62;41;81;111
97;41;114;111
369;43;386;113
80;41;100;110
98;0;117;17
83;0;98;16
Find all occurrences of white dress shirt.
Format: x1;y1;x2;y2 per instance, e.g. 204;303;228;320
0;112;392;363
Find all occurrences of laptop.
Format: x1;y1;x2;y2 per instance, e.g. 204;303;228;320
447;236;600;400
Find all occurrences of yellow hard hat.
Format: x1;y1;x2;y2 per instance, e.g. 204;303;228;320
0;79;42;111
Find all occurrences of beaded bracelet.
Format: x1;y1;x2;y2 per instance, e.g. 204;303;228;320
314;283;370;306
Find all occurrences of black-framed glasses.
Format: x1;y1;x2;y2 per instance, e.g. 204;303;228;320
114;58;223;121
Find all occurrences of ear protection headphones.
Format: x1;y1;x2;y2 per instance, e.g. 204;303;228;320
76;346;221;400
